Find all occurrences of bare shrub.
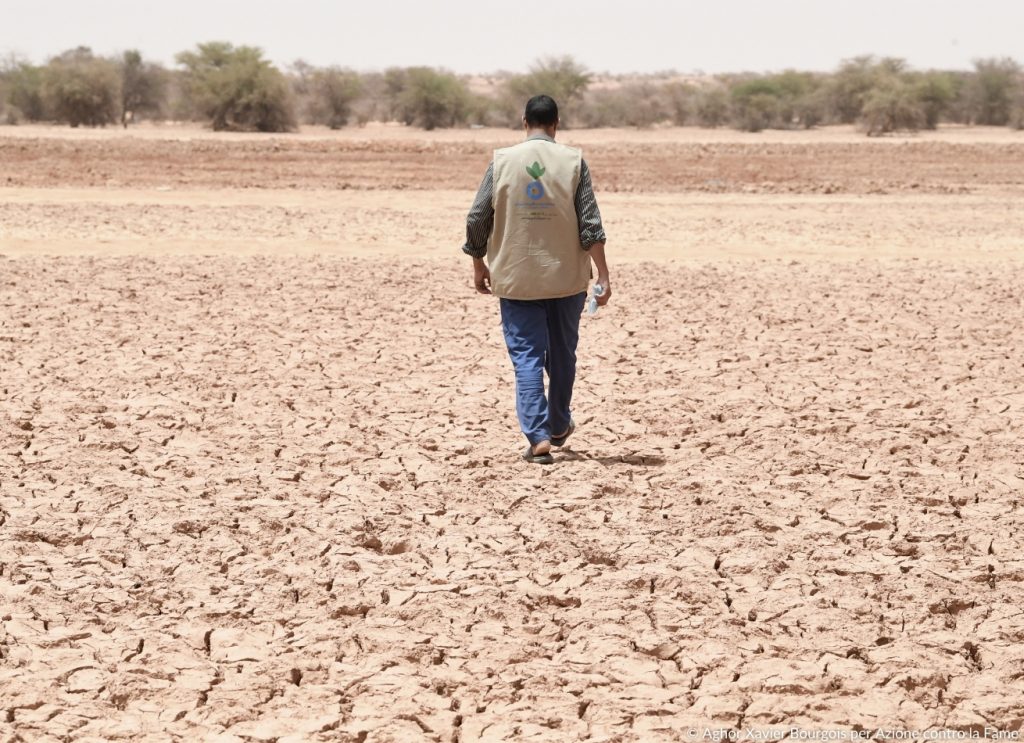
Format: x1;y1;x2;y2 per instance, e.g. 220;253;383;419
579;83;673;128
694;86;729;127
44;47;120;127
1010;106;1024;130
120;50;167;127
662;83;698;125
176;42;295;132
347;71;388;125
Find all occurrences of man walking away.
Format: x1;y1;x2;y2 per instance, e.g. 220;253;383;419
462;94;611;464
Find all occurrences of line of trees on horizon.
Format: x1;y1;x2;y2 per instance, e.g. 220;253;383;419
1;44;1022;135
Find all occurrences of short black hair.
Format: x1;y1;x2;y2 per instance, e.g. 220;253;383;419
524;95;559;127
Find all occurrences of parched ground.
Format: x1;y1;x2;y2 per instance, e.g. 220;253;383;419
1;125;1024;741
2;123;1024;195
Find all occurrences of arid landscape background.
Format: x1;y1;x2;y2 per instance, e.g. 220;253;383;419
1;123;1023;740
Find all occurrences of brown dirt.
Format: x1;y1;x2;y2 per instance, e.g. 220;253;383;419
2;123;1024;195
1;124;1023;740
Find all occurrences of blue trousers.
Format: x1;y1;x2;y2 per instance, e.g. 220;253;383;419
499;292;586;446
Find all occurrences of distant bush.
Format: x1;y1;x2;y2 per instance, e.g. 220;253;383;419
509;56;590;105
320;69;363;128
386;67;471;130
1;57;48;123
43;47;120;127
824;56;907;124
860;78;925;135
661;83;698;125
1011;105;1024;130
723;71;827;131
1011;72;1024;130
119;50;167;127
776;71;826;128
5;44;1024;136
511;57;1023;135
825;56;879;123
727;71;826;131
461;89;508;128
910;70;958;129
176;42;295;132
579;83;675;128
345;71;388;125
729;78;781;132
694;86;729;127
505;56;591;126
286;60;316;123
965;58;1020;126
290;63;362;129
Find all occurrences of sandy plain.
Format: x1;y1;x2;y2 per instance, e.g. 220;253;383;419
1;123;1023;741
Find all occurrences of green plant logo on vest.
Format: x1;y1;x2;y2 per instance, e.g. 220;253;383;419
525;161;546;200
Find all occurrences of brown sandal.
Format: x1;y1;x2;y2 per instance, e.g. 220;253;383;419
551;420;575;447
522;446;554;465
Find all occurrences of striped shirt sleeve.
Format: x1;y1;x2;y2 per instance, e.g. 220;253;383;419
576;159;606;250
462;163;494;259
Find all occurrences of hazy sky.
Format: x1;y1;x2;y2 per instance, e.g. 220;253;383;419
2;0;1021;74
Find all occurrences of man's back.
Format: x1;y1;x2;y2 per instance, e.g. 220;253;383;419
488;137;590;300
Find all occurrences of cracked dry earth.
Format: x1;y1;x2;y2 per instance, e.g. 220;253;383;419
2;124;1024;741
2;253;1024;740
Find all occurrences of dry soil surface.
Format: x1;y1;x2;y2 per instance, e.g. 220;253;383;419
1;125;1023;741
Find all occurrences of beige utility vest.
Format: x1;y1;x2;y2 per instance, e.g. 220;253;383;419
488;138;590;300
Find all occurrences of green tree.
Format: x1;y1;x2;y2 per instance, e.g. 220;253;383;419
43;47;120;127
388;67;471;130
860;78;924;135
175;42;295;132
507;56;591;121
826;56;875;123
966;57;1020;125
1;56;49;122
729;80;781;132
120;50;167;127
910;70;957;129
826;56;906;124
1012;74;1024;129
726;72;823;131
307;67;362;129
767;70;824;128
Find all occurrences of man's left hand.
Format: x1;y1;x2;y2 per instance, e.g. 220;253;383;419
473;259;492;294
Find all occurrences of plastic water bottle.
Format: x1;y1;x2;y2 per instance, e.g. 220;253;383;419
586;283;605;315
